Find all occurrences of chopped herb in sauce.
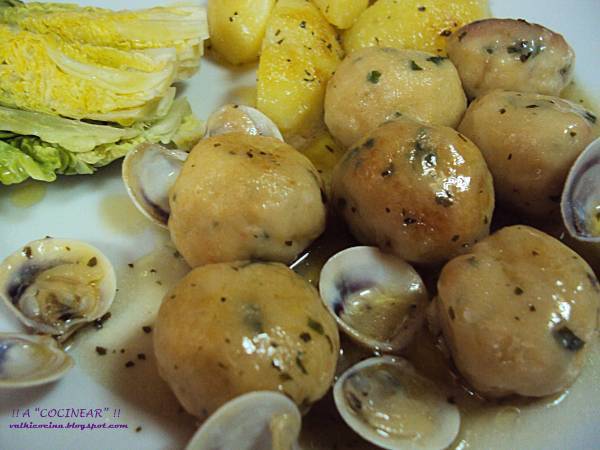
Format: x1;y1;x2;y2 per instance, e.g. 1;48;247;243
94;312;112;330
426;56;446;65
142;326;152;334
300;332;312;342
87;257;98;267
367;70;382;84
307;318;325;335
554;326;585;351
410;60;423;71
95;346;107;356
583;111;597;124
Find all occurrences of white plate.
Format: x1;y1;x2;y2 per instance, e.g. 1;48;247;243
1;1;599;449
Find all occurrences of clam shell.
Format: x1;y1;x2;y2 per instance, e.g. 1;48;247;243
0;238;116;339
0;333;74;388
122;143;188;228
333;356;460;450
319;246;428;353
186;391;301;450
205;104;284;141
562;137;600;242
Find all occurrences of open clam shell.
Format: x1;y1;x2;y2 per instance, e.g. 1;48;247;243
319;247;428;353
334;356;460;450
0;333;74;388
186;391;301;450
205;104;284;141
122;143;188;228
0;238;116;340
562;137;600;242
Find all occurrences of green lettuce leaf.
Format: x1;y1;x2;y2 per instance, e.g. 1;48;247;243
0;97;204;185
0;104;140;153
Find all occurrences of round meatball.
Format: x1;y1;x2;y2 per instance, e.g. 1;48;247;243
168;133;326;267
332;118;495;265
324;47;467;148
447;19;575;99
437;225;599;398
154;262;340;418
459;90;600;219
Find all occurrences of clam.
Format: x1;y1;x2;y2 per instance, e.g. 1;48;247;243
562;137;600;242
0;333;73;388
122;143;188;228
186;391;301;450
334;356;460;450
205;104;284;141
0;238;116;340
319;247;428;353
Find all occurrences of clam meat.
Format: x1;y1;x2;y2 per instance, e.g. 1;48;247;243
319;246;428;353
0;238;116;339
186;391;301;450
334;356;460;450
0;333;74;388
562;137;600;242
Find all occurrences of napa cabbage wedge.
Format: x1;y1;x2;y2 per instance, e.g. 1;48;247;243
0;98;205;185
0;1;208;80
0;25;181;126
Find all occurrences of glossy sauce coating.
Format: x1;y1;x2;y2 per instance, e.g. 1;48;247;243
153;262;340;419
168;133;326;267
325;47;467;148
459;90;600;219
447;18;574;99
332;118;494;265
437;225;600;398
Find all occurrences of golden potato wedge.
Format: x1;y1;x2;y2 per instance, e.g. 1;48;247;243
311;0;369;29
343;0;490;56
207;0;275;65
300;130;345;193
257;0;343;144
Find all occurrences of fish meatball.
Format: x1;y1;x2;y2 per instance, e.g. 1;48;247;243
324;47;467;148
459;90;600;219
154;262;340;418
332;118;494;265
437;225;600;398
168;133;326;267
447;19;575;99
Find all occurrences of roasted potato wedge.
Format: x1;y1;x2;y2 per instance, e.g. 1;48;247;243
343;0;489;56
207;0;276;65
311;0;369;29
257;0;343;145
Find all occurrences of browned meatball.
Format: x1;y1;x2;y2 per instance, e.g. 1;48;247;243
154;262;340;418
437;225;599;398
325;47;467;148
168;133;326;268
447;19;574;99
459;90;600;219
331;118;495;265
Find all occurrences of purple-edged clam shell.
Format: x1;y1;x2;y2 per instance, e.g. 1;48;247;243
561;137;600;243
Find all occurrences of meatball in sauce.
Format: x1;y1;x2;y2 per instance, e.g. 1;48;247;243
325;47;467;148
447;18;575;99
332;117;494;265
437;225;599;398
